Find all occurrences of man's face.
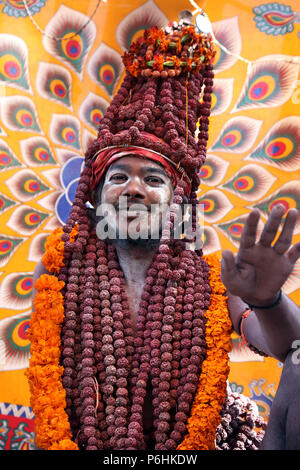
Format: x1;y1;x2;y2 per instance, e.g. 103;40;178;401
95;155;174;243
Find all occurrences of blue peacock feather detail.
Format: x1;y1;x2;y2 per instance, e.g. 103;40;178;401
231;56;299;112
42;5;96;79
0;34;31;92
36;62;72;109
246;116;300;171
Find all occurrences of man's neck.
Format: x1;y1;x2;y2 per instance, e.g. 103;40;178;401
113;239;159;285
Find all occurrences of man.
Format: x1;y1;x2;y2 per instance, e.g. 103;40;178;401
28;16;300;451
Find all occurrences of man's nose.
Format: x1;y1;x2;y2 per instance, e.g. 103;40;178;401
122;177;146;199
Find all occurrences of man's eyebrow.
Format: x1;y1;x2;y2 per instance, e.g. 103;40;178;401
108;163;168;177
143;166;168;177
108;163;130;172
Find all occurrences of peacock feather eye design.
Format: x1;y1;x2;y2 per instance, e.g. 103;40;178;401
0;139;23;172
202;226;221;255
0;0;48;18
211;17;242;73
0;311;31;371
0;34;31;92
49;113;81;149
19;136;57;166
251;181;300;234
221;163;277;201
231;55;299;112
42;5;96;79
6;205;49;236
0;234;25;268
211;78;234;115
0;192;17;215
5;169;50;202
198;189;233;223
79;92;109;131
27;232;49;263
217;214;264;247
35;62;72;109
0;273;33;309
198;153;229;187
115;0;168;51
245;116;300;172
253;3;300;36
87;42;124;98
210;117;262;153
0;96;42;133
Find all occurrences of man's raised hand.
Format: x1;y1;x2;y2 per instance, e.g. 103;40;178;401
221;205;300;307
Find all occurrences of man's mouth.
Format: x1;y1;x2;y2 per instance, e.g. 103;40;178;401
116;204;149;212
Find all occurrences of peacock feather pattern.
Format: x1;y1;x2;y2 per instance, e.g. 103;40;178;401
42;5;96;79
246;116;300;171
221;164;277;201
35;61;72;109
231;55;299;112
0;96;42;133
210;116;263;153
0;34;31;92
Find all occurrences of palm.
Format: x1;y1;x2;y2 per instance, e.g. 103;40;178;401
221;206;300;306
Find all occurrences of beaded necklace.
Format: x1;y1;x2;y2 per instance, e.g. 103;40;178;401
26;223;232;450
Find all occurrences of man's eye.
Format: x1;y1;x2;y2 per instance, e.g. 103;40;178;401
110;174;127;182
146;176;164;184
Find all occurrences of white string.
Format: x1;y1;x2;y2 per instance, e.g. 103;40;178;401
21;0;102;41
189;0;300;70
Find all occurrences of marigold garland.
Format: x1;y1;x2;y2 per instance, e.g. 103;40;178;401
26;226;79;450
41;226;78;273
27;227;231;450
177;253;232;450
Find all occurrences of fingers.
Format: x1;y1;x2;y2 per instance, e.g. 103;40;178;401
239;209;260;251
258;204;286;247
273;208;298;254
288;242;300;265
221;250;238;283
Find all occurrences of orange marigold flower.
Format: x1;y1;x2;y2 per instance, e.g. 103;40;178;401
177;254;232;451
152;54;165;71
169;55;181;68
